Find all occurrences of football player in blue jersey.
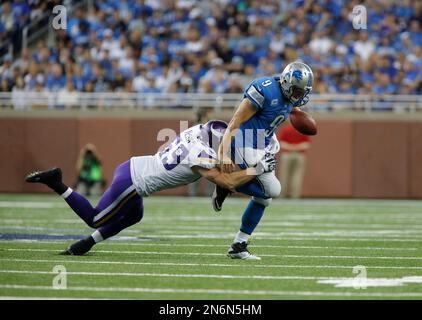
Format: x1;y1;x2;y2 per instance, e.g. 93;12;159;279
213;61;314;260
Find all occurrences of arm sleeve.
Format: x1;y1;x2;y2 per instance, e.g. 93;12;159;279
243;80;266;110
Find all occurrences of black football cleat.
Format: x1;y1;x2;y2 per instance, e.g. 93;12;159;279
60;237;95;256
212;185;232;212
227;241;261;260
25;167;62;186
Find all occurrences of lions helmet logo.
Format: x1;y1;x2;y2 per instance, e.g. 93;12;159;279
292;70;303;81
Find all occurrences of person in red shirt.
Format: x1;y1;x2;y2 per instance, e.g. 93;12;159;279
276;123;311;198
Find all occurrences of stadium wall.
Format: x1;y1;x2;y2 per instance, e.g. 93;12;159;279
0;115;419;199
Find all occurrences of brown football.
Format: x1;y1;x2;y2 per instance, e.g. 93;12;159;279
289;109;317;135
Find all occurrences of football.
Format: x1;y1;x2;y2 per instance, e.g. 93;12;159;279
289;109;318;135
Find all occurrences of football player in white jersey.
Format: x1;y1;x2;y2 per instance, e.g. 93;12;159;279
25;120;276;255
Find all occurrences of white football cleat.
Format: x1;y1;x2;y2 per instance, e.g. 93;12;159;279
227;242;261;260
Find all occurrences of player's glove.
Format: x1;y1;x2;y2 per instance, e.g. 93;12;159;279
254;153;276;175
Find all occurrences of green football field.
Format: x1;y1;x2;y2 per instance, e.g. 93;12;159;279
0;194;422;300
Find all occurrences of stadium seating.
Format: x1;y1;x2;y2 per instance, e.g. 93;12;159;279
0;0;421;110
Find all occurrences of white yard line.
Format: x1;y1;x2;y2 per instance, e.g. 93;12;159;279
3;197;422;205
160;230;422;237
2;226;422;240
0;202;67;208
0;296;108;300
1;198;422;210
2;213;421;222
0;269;340;281
0;218;422;235
3;258;422;270
1;232;422;242
0;240;415;251
3;248;422;260
4;218;422;230
1;284;422;298
155;228;422;236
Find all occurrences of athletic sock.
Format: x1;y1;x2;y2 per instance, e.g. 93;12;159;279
60;187;73;199
91;230;104;243
49;181;68;195
239;199;266;235
233;230;251;244
84;235;96;246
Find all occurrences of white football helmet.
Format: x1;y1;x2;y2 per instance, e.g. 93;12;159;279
279;61;313;107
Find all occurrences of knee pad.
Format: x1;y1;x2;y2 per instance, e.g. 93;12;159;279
252;196;272;207
257;173;282;199
267;179;281;198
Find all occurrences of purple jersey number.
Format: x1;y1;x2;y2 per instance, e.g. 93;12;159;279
159;136;189;170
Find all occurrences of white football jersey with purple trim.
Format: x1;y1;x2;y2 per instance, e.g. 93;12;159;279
130;125;218;196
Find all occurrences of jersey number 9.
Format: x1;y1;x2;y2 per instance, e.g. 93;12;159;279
265;115;285;137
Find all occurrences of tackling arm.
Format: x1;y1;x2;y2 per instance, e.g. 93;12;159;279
192;166;259;191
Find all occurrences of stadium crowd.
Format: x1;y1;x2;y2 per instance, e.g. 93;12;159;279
0;0;421;108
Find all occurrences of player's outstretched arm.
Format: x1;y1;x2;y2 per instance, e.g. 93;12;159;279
192;156;275;191
219;98;257;173
192;167;255;191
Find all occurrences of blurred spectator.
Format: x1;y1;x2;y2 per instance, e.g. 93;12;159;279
12;77;26;110
0;2;16;37
46;63;66;92
75;143;105;197
277;123;311;199
353;31;375;62
0;54;14;84
57;79;79;109
0;0;420;102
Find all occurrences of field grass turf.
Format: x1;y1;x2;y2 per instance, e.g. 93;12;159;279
0;194;422;300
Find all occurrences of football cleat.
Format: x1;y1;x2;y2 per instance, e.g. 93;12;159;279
25;167;62;186
60;237;95;256
212;185;231;212
227;241;261;260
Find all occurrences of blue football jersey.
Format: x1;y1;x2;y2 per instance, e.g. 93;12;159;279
233;76;293;150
